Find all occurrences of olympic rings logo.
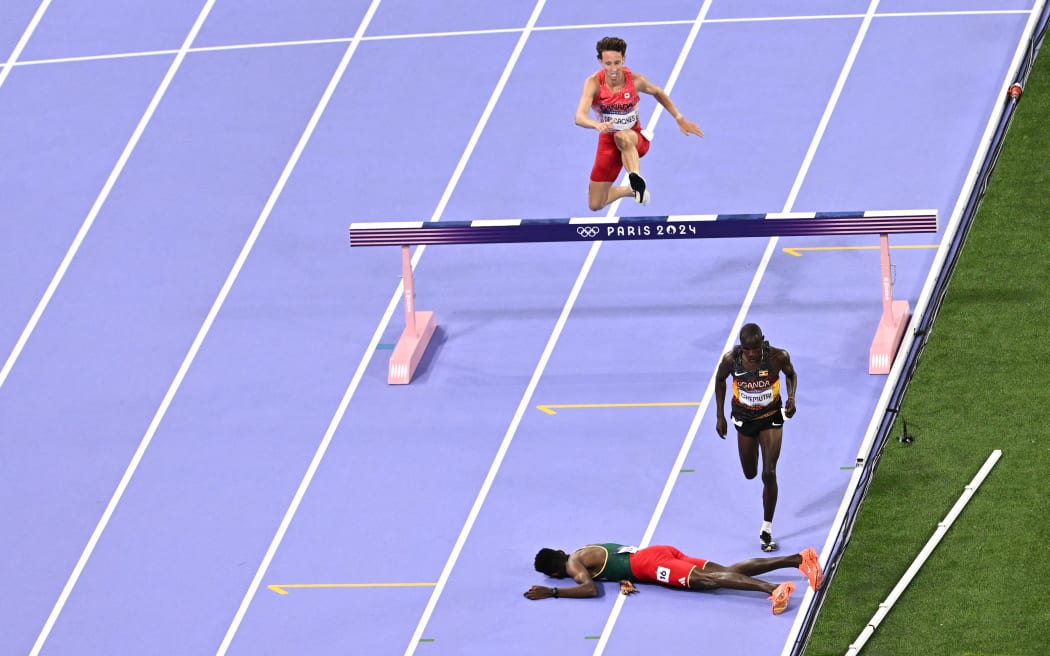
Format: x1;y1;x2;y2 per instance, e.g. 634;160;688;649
576;226;600;239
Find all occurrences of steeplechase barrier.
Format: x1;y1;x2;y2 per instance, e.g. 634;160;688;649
349;210;938;384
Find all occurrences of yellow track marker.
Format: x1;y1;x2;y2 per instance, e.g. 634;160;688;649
537;402;700;415
782;244;938;257
268;582;436;595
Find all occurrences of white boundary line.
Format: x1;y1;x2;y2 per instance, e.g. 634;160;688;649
6;10;1030;70
26;0;221;652
845;450;1002;655
0;0;50;90
783;0;1048;651
594;1;883;652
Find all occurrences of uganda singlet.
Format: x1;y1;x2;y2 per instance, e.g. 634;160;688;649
591;68;641;132
730;343;783;422
588;543;638;582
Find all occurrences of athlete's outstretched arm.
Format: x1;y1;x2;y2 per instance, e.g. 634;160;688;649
632;72;704;137
524;551;600;600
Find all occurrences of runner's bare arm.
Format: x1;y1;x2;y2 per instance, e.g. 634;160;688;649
632;72;704;137
575;76;611;132
776;350;798;417
524;550;600;599
714;353;733;438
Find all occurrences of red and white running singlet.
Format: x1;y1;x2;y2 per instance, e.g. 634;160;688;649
591;67;640;132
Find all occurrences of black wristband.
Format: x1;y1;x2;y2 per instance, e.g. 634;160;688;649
551;587;558;598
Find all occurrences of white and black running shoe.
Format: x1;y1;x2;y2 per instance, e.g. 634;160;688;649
628;172;650;206
760;530;779;552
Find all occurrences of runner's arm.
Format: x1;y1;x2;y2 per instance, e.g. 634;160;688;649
575;77;610;132
777;350;798;417
554;553;600;598
633;73;704;137
714;353;733;437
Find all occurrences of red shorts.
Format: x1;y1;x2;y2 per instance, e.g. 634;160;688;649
589;124;651;183
629;545;708;589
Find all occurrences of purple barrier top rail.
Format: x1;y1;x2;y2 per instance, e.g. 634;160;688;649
348;210;938;247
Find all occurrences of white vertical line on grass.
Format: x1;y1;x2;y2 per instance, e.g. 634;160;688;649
0;0;50;91
26;1;220;653
592;1;884;653
0;1;211;395
845;450;1002;655
209;1;389;653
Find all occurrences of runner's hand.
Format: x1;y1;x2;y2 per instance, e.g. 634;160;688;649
620;580;638;595
524;585;556;600
716;415;727;439
784;398;796;418
595;120;613;133
676;116;704;137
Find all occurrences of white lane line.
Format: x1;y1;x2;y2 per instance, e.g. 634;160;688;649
782;0;882;212
0;0;207;395
590;0;717;652
873;9;1032;19
593;1;885;653
402;0;660;646
26;1;220;653
403;241;605;656
209;4;384;653
12;45;208;67
395;0;582;649
8;10;1029;70
212;2;555;653
0;0;50;90
424;4;545;224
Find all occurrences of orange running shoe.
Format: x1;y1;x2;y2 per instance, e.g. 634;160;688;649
769;581;795;615
799;547;824;591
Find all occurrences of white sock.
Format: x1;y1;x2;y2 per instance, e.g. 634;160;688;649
761;521;773;535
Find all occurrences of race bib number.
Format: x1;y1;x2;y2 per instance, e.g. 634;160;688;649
617;545;638;554
656;566;670;583
600;109;638;131
739;388;774;407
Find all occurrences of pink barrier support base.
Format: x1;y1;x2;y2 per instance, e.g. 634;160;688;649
869;300;909;374
388;310;437;384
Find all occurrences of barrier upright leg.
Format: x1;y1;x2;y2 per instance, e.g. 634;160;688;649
869;234;910;374
388;245;437;384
